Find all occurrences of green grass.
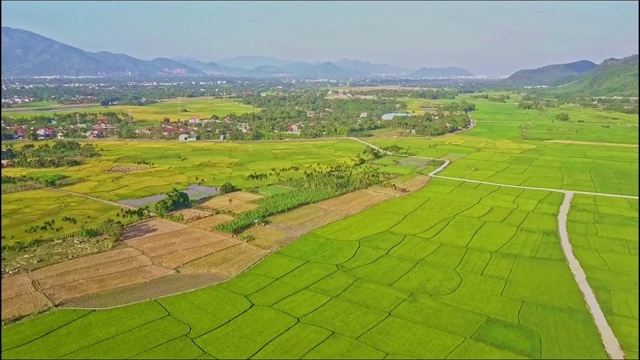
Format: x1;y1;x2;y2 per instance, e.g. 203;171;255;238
2;98;258;123
1;189;127;246
569;195;639;357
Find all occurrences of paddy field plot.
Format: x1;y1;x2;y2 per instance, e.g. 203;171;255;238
367;135;639;196
2;97;258;123
1;177;610;359
568;194;639;359
1;189;126;246
1;139;366;202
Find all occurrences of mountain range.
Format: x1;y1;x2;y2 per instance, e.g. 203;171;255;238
503;60;597;87
1;27;475;78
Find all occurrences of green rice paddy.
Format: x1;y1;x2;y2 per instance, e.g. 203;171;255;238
1;178;612;359
569;195;639;359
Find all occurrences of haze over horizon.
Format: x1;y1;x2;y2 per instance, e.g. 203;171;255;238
2;1;638;75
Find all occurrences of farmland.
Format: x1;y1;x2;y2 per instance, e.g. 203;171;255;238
568;195;639;358
2;97;258;123
1;139;367;202
1;178;611;359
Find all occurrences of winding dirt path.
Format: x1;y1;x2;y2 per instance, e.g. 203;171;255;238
558;192;626;359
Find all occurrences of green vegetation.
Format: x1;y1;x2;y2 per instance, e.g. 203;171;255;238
569;195;639;358
1;178;611;359
152;188;191;214
2;141;100;168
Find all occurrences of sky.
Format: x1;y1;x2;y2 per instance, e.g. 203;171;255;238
2;1;638;75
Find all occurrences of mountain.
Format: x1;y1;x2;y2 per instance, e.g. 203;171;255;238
245;62;369;78
409;67;473;78
171;57;242;75
333;59;410;75
503;60;597;87
215;56;299;70
1;27;205;77
551;55;638;97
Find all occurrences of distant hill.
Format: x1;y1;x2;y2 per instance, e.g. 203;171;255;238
333;59;410;75
215;56;299;70
245;62;369;78
503;60;597;87
171;57;242;75
1;27;205;77
551;55;638;97
409;67;473;78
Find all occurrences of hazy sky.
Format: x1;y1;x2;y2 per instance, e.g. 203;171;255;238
2;1;638;75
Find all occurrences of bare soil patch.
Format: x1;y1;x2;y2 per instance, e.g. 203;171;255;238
126;228;236;257
59;273;228;308
316;190;392;215
178;243;268;277
42;265;174;305
123;219;188;241
153;239;241;269
243;225;295;251
188;214;235;231
200;192;261;213
106;165;150;173
2;291;52;321
269;205;348;237
168;208;213;222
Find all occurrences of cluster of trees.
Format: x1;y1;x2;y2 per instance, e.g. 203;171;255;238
1;141;100;168
152;188;192;214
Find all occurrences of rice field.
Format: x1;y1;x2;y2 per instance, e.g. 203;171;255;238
568;194;639;359
2;98;258;123
367;135;639;196
1;189;126;246
1;139;366;202
1;178;611;359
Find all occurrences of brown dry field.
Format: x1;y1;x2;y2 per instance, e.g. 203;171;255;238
316;190;393;215
123;219;188;241
188;214;234;230
200;191;263;213
60;273;228;308
178;243;268;277
1;274;52;321
269;205;348;237
42;265;174;305
244;225;294;250
168;208;213;222
106;165;150;173
126;228;234;257
153;239;241;269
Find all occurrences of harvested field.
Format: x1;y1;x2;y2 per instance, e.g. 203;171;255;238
60;273;228;308
200;192;262;213
369;175;432;196
244;225;295;250
269;205;348;237
1;274;52;320
2;291;52;321
316;190;393;215
153;238;242;269
106;165;150;173
126;228;235;257
122;219;188;241
28;248;143;279
168;208;212;222
188;214;234;230
41;265;174;304
178;243;268;277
